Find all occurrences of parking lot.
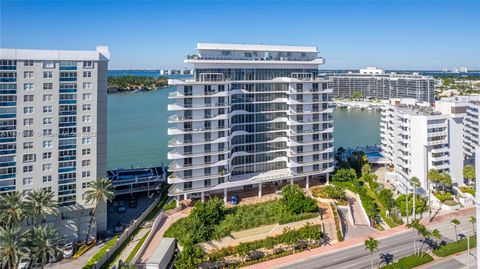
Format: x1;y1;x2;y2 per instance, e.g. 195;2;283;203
107;191;159;235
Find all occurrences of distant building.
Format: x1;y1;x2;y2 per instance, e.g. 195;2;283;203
436;95;480;160
0;46;109;241
326;69;436;103
167;43;334;202
381;99;454;193
359;67;384;75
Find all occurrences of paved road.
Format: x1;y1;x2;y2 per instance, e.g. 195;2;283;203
276;215;475;269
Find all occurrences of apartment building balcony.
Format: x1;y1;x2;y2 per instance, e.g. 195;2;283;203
168;103;228;110
168;91;228;99
431;154;449;162
168;171;230;184
168;148;229;159
168;114;228;123
185;55;325;64
431;146;449;154
168;136;228;147
168;126;228;135
289;158;332;168
168;159;228;171
288;137;334;146
432;162;449;170
290;147;333;156
427;138;448;146
289;127;333;135
427;131;448;137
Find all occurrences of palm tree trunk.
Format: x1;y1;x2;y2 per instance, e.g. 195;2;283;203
85;205;98;244
454;226;458;241
370;253;373;269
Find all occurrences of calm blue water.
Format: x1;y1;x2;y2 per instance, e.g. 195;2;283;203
107;91;382;170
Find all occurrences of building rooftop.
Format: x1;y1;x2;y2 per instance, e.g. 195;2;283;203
197;43;318;53
395;104;443;116
0;46;110;61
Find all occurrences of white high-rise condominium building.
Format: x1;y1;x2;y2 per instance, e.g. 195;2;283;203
381;99;455;193
168;43;334;202
0;47;109;241
327;70;436;103
464;101;479;159
436;96;480;160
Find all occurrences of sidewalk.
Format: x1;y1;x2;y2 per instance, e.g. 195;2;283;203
137;208;190;263
419;248;477;269
242;206;475;269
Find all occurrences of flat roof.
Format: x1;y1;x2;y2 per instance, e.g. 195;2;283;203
197;43;318;53
146;237;176;264
0;46;110;61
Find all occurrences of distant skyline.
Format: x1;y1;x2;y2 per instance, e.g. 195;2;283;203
1;0;479;70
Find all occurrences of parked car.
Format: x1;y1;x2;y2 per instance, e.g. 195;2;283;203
114;222;124;233
230;195;239;205
63;242;74;259
117;201;127;213
128;197;137;208
190;192;210;200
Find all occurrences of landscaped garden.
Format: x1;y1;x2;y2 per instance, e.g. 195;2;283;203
379;253;434;269
428;169;459;207
311;185;348;205
166;184;322;268
202;223;323;268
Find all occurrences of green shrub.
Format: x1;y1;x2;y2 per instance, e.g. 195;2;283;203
434;191;453;202
208;223;323;261
459;186;475;196
281;184;318;214
163;199;177;211
380;253;433;269
333;168;357;182
433;235;477;257
82;236;118;269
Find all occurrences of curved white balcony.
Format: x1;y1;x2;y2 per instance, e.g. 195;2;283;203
168;91;228;99
289;159;333;168
288;137;334;146
168;172;230;184
168;159;228;171
168;149;229;159
168;126;229;135
168;103;228;111
168;136;228;147
168;114;228;123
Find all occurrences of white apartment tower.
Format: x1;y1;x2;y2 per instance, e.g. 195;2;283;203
381;100;453;193
464;101;479;159
0;47;109;240
168;43;334;201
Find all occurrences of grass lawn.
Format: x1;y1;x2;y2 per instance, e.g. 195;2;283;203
433;235;477;257
380;253;433;269
231;224;276;239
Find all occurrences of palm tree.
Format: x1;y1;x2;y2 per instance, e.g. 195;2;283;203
364;236;379;269
24;189;58;226
0;226;26;269
83;178;115;244
450;219;460;241
432;229;442;249
463;165;475;187
439;173;452;192
29;226;62;269
0;191;25;228
469;216;476;235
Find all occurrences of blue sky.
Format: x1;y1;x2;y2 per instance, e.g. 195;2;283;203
1;0;479;70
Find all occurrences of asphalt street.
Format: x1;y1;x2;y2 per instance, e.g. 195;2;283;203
277;215;475;269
